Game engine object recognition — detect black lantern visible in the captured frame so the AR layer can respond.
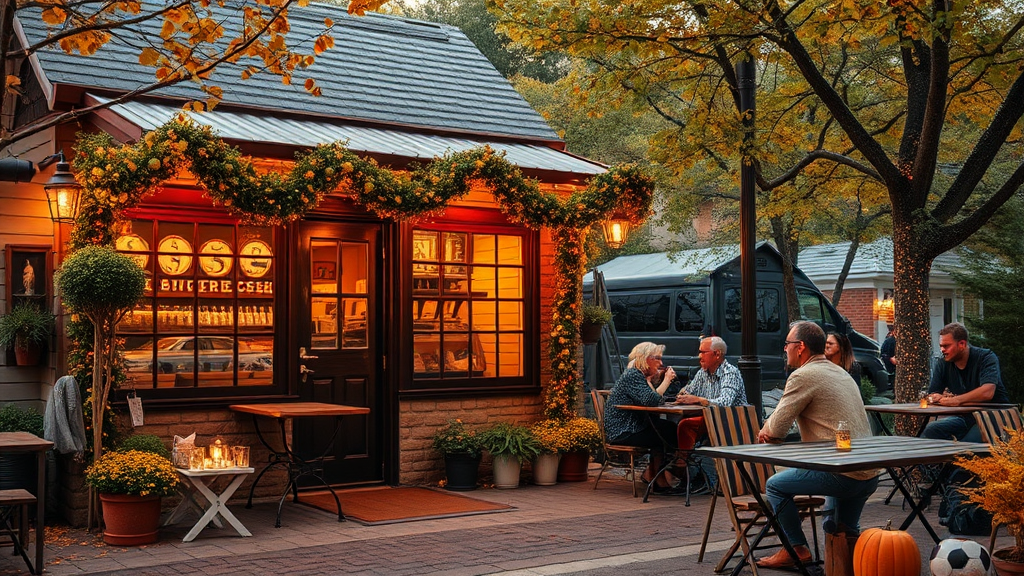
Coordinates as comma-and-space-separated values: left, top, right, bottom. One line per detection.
600, 211, 632, 249
43, 153, 81, 223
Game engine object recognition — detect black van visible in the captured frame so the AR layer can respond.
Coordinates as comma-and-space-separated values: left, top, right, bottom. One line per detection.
585, 243, 888, 392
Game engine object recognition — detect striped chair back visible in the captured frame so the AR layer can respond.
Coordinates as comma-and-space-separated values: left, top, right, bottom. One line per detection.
703, 404, 773, 497
974, 408, 1023, 444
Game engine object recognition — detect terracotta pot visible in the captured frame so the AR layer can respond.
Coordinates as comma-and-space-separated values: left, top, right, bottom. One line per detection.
532, 453, 560, 486
443, 453, 481, 491
99, 494, 161, 545
994, 548, 1024, 576
580, 322, 603, 345
557, 449, 590, 482
13, 340, 42, 366
491, 455, 522, 489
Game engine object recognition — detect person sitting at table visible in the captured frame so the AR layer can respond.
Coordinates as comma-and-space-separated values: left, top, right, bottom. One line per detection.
825, 331, 862, 386
923, 322, 1011, 442
604, 341, 681, 493
755, 321, 878, 569
673, 336, 747, 452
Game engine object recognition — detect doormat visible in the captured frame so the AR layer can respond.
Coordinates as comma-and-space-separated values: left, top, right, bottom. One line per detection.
299, 486, 514, 525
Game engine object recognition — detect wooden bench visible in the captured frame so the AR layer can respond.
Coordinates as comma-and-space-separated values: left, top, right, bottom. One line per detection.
0, 489, 37, 573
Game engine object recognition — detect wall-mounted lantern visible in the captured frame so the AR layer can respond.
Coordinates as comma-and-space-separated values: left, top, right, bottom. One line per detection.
600, 210, 632, 249
44, 153, 82, 224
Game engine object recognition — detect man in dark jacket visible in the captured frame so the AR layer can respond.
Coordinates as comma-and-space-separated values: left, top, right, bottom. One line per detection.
924, 322, 1011, 442
880, 325, 896, 385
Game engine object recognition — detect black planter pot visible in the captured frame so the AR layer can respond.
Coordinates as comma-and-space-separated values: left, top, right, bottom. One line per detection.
580, 322, 603, 345
443, 453, 481, 491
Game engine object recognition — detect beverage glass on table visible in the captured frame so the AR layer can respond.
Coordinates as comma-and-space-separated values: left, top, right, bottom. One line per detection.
835, 421, 851, 451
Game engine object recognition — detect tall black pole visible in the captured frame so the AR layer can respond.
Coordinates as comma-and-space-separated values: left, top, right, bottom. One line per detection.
736, 54, 763, 420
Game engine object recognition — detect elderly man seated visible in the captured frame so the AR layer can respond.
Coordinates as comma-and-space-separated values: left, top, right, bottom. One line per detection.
673, 336, 747, 451
756, 321, 878, 569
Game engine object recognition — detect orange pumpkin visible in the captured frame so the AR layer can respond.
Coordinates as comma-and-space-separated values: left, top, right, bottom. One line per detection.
853, 521, 921, 576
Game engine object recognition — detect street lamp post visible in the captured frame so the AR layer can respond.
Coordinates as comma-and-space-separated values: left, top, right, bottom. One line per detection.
736, 55, 763, 421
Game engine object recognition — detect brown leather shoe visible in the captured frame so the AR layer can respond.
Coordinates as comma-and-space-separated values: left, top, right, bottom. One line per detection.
756, 546, 812, 569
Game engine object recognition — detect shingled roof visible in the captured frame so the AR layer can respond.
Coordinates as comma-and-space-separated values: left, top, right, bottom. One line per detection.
17, 3, 559, 141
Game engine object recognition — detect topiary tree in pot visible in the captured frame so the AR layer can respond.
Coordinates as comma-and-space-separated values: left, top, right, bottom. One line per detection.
56, 246, 145, 526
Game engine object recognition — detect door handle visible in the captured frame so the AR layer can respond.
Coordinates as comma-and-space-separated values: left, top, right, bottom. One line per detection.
299, 346, 319, 360
300, 364, 315, 382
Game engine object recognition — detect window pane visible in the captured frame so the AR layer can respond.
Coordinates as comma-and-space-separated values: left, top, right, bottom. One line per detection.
497, 268, 522, 299
124, 336, 156, 386
197, 226, 234, 278
413, 230, 439, 261
471, 266, 495, 297
724, 288, 781, 333
477, 333, 497, 377
472, 301, 496, 331
496, 235, 522, 265
414, 299, 439, 324
675, 291, 706, 332
311, 297, 338, 350
443, 233, 467, 263
498, 334, 523, 377
311, 240, 338, 294
444, 300, 469, 326
797, 290, 823, 322
472, 234, 495, 264
414, 334, 442, 376
341, 242, 367, 294
610, 293, 670, 332
413, 264, 440, 294
443, 265, 468, 294
238, 336, 274, 386
342, 298, 368, 349
498, 301, 523, 330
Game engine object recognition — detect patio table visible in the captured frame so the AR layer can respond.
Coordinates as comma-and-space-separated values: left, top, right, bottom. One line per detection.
865, 402, 1017, 436
0, 432, 52, 575
698, 435, 990, 576
230, 402, 369, 527
617, 403, 705, 504
164, 467, 255, 542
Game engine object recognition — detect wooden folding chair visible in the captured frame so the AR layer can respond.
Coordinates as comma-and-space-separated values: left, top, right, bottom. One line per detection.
591, 389, 649, 497
697, 404, 823, 575
973, 407, 1023, 553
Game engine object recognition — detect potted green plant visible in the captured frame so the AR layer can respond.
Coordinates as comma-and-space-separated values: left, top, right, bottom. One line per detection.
530, 420, 570, 486
580, 303, 612, 345
432, 419, 482, 491
0, 303, 54, 366
117, 434, 171, 459
955, 427, 1024, 574
85, 449, 179, 545
479, 421, 541, 489
554, 417, 602, 482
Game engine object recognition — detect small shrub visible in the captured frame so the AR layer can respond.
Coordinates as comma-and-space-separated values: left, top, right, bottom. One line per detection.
432, 419, 482, 457
117, 434, 170, 459
0, 404, 44, 437
859, 378, 876, 405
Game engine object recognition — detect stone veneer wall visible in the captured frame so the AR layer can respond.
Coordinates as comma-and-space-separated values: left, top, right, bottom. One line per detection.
822, 288, 878, 338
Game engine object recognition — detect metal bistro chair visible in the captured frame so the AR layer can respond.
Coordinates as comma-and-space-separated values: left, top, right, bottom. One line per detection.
697, 404, 823, 576
973, 407, 1023, 553
592, 389, 650, 497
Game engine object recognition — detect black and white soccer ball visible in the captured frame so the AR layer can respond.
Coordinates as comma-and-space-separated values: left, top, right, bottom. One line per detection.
929, 538, 991, 576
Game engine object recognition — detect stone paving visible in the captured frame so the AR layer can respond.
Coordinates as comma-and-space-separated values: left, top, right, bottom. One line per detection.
0, 467, 1014, 575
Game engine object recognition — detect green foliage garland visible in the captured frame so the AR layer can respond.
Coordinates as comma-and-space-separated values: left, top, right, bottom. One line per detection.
69, 115, 654, 424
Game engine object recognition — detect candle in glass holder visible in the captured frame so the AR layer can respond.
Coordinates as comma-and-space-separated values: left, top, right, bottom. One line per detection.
233, 446, 250, 468
835, 421, 852, 451
209, 438, 226, 466
920, 397, 929, 408
189, 446, 206, 470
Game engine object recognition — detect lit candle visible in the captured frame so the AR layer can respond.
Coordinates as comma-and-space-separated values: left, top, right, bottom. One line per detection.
920, 397, 928, 408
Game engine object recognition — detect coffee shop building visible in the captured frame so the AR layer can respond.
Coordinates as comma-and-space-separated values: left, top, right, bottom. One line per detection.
0, 9, 606, 522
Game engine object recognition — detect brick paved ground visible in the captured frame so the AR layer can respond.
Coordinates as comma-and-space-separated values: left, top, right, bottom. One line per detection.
0, 467, 1014, 575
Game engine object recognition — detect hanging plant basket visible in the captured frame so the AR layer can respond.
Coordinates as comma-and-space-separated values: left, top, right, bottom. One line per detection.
580, 322, 604, 345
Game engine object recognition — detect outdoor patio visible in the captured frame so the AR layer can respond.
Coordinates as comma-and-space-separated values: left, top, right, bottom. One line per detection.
0, 465, 1014, 575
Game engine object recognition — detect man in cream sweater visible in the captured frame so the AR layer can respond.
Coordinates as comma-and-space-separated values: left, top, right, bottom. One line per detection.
755, 321, 878, 569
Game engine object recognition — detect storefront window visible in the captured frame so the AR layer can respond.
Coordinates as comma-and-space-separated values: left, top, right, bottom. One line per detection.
411, 229, 530, 385
116, 219, 277, 391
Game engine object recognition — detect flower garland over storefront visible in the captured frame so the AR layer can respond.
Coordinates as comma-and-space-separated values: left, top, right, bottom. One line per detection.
71, 116, 654, 421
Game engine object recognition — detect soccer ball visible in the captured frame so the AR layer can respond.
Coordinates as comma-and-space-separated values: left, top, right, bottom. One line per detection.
929, 538, 991, 576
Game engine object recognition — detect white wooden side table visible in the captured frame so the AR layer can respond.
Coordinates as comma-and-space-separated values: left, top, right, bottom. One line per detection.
164, 467, 254, 542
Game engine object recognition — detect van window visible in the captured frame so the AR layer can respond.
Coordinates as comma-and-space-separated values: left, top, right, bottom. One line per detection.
675, 291, 705, 332
797, 289, 837, 325
609, 293, 670, 333
724, 288, 781, 333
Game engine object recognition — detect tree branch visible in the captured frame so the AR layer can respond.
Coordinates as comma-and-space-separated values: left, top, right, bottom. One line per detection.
761, 149, 880, 190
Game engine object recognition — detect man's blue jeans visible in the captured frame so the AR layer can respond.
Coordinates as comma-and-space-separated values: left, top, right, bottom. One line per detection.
922, 416, 982, 442
765, 468, 879, 547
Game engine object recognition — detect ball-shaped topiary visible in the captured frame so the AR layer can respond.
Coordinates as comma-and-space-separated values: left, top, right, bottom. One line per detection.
117, 434, 170, 459
57, 246, 146, 316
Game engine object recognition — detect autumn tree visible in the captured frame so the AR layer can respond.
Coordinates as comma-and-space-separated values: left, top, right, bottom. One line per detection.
0, 0, 388, 150
492, 0, 1024, 411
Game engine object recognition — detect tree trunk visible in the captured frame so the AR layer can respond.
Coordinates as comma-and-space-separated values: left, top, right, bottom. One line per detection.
770, 216, 801, 323
892, 230, 934, 435
831, 236, 861, 308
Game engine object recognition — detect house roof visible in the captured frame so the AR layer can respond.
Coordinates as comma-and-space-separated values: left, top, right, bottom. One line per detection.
797, 237, 962, 289
17, 3, 560, 142
89, 96, 604, 178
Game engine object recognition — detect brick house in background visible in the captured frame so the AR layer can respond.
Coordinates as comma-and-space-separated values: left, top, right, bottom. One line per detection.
0, 8, 606, 523
798, 237, 964, 353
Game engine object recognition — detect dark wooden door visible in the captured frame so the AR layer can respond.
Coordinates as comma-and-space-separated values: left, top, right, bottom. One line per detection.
292, 220, 382, 485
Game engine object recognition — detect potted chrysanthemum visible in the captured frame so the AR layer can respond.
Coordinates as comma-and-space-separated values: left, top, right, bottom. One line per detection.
530, 420, 570, 486
85, 449, 179, 545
